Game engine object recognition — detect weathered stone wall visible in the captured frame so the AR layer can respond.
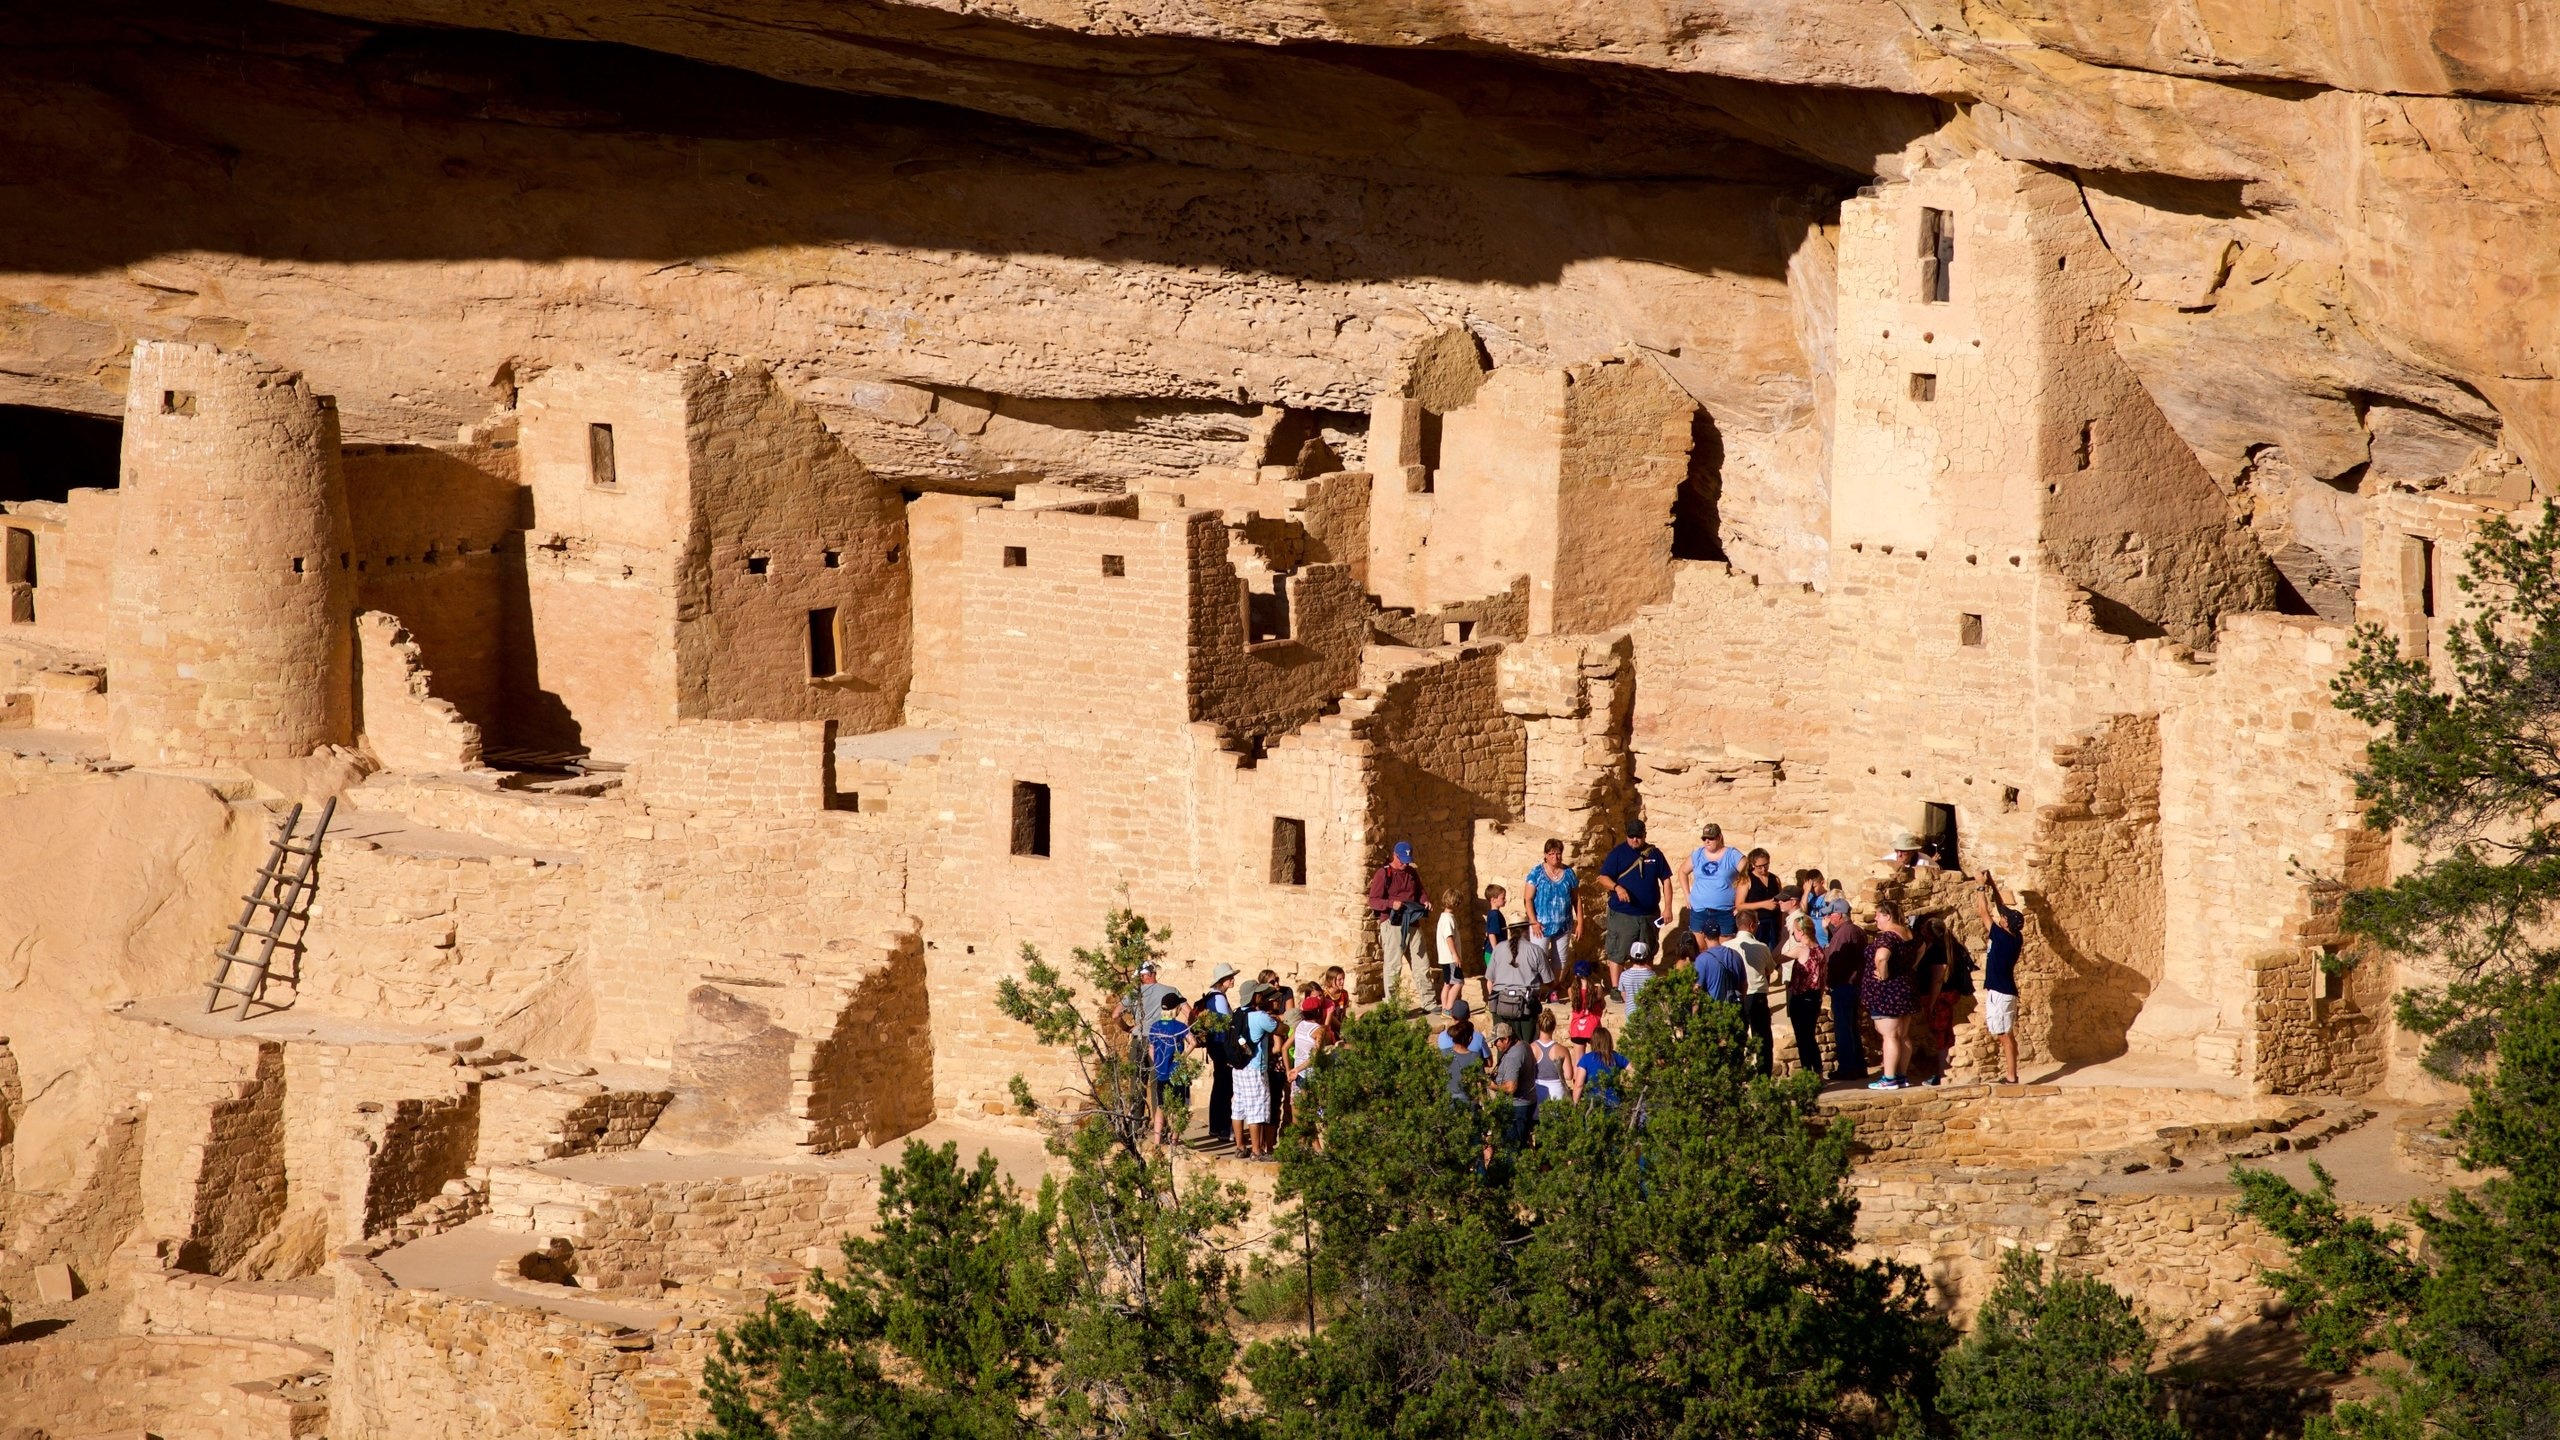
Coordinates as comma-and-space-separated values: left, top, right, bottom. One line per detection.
2029, 714, 2166, 1066
478, 1074, 672, 1167
679, 366, 911, 734
0, 1334, 328, 1440
1850, 1169, 2291, 1352
126, 1256, 337, 1351
2159, 616, 2385, 1089
796, 929, 936, 1152
0, 487, 118, 653
108, 341, 356, 766
342, 430, 524, 740
487, 1163, 879, 1292
353, 610, 484, 773
297, 844, 590, 1037
1821, 1083, 2290, 1169
352, 1090, 480, 1244
626, 717, 834, 814
515, 364, 690, 760
335, 1256, 714, 1439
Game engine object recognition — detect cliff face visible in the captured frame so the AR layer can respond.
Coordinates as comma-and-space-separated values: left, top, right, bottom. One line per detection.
0, 0, 2549, 587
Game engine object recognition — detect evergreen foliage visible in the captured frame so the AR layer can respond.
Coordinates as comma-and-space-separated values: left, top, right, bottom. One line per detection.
1935, 1250, 2182, 1440
2235, 985, 2560, 1439
1246, 979, 1947, 1439
2331, 504, 2560, 1070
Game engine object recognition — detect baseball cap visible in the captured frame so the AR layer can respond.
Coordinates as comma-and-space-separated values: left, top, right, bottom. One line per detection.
1448, 998, 1472, 1020
1393, 841, 1413, 863
1628, 939, 1651, 961
1301, 995, 1325, 1015
1626, 816, 1647, 838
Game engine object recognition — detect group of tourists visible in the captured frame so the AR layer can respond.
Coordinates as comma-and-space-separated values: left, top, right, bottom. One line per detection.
1123, 817, 2027, 1156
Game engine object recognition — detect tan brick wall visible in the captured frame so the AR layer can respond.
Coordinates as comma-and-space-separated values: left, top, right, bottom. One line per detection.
335, 1257, 715, 1439
487, 1163, 880, 1291
0, 487, 118, 653
297, 845, 591, 1037
0, 1334, 327, 1440
353, 610, 484, 773
343, 432, 523, 739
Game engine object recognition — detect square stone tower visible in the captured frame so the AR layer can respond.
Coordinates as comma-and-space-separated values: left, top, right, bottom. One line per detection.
515, 363, 911, 761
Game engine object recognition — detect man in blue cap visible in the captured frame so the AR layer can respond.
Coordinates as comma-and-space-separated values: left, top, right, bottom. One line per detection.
1365, 840, 1430, 1007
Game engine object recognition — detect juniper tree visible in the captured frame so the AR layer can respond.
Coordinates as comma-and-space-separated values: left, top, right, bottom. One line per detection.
1248, 982, 1945, 1440
1935, 1250, 2183, 1440
2331, 503, 2560, 1070
2234, 983, 2560, 1439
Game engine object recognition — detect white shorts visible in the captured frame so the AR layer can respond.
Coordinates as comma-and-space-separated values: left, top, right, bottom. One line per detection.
1983, 990, 2018, 1036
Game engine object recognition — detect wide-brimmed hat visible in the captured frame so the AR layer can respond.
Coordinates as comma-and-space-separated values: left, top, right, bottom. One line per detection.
1209, 963, 1238, 985
1890, 829, 1924, 850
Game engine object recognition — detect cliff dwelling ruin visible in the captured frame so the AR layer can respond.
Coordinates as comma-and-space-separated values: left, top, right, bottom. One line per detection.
0, 1, 2546, 1434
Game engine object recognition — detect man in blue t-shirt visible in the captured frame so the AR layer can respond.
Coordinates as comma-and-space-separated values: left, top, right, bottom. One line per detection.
1525, 839, 1580, 981
1977, 871, 2024, 1084
1598, 817, 1675, 988
1147, 994, 1191, 1144
1686, 823, 1745, 943
1694, 934, 1747, 1002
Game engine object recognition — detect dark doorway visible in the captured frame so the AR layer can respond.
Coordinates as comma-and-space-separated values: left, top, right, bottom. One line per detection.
1670, 407, 1725, 562
807, 606, 840, 678
1922, 802, 1959, 873
0, 406, 120, 503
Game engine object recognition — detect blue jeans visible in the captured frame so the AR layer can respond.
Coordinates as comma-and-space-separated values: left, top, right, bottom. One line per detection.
1828, 985, 1867, 1079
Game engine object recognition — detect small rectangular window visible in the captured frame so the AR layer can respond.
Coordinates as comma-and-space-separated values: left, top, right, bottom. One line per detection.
1959, 613, 1984, 647
2074, 420, 2094, 471
5, 527, 33, 587
2318, 964, 2346, 1002
1101, 554, 1125, 577
747, 554, 770, 576
1909, 373, 1937, 402
1918, 207, 1953, 304
1002, 546, 1027, 569
588, 422, 617, 487
1444, 619, 1475, 644
161, 390, 196, 417
822, 549, 841, 569
2000, 785, 2021, 813
1270, 817, 1308, 886
2418, 537, 2438, 619
1011, 781, 1051, 858
292, 556, 306, 575
808, 607, 840, 679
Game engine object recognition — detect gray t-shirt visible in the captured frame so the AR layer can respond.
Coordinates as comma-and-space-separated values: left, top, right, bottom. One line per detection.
1124, 981, 1180, 1034
1494, 1039, 1537, 1101
1485, 934, 1541, 994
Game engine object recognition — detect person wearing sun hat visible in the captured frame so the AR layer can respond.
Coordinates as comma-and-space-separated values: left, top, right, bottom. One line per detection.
1199, 963, 1240, 1149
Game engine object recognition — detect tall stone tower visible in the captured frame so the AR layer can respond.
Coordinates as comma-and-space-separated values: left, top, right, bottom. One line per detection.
108, 341, 354, 766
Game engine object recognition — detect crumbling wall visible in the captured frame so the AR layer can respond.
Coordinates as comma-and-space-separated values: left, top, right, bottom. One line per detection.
126, 1259, 336, 1351
343, 429, 524, 739
2028, 714, 2165, 1066
186, 1042, 291, 1275
0, 1334, 328, 1440
487, 1164, 880, 1292
352, 1090, 480, 1244
796, 929, 935, 1152
478, 1075, 672, 1166
108, 340, 355, 766
277, 1042, 473, 1240
1547, 354, 1695, 635
335, 1256, 715, 1439
353, 610, 484, 773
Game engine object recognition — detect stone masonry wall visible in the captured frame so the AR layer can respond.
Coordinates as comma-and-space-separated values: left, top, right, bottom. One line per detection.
626, 717, 834, 814
2028, 713, 2165, 1066
335, 1256, 714, 1439
0, 1334, 328, 1440
796, 928, 936, 1152
353, 610, 484, 773
296, 844, 591, 1037
485, 1164, 881, 1292
108, 340, 355, 766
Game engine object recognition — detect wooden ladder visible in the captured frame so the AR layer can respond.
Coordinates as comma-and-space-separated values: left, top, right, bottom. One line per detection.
203, 797, 334, 1019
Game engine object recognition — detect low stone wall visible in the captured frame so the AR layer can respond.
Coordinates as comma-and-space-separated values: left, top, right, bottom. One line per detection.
345, 771, 613, 854
485, 1163, 879, 1292
1849, 1167, 2293, 1351
0, 1333, 328, 1440
125, 1253, 337, 1350
333, 1253, 716, 1439
1819, 1084, 2309, 1170
479, 1073, 673, 1165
